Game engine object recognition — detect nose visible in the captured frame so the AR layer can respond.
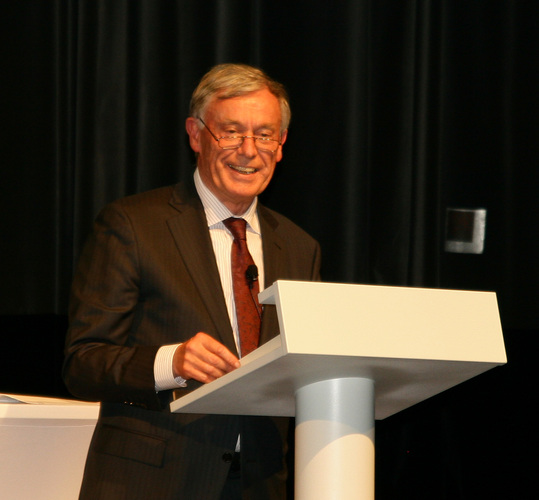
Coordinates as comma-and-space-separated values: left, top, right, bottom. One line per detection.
237, 136, 258, 157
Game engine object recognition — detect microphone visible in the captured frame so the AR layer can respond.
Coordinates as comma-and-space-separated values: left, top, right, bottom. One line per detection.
245, 264, 262, 320
245, 264, 259, 289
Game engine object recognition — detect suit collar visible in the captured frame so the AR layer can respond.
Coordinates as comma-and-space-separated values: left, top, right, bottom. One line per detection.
193, 168, 260, 233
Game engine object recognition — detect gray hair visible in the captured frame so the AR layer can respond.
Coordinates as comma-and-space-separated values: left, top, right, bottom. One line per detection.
190, 63, 291, 132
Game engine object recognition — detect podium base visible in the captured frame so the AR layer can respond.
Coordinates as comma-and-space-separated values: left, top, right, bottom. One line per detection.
295, 377, 375, 500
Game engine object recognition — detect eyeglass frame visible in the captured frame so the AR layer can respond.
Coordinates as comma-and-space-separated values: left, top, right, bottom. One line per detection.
198, 117, 282, 153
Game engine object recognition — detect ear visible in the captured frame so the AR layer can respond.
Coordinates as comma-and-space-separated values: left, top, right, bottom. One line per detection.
275, 129, 288, 163
185, 117, 202, 153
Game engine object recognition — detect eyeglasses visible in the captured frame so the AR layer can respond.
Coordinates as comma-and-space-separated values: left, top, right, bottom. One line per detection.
198, 118, 282, 153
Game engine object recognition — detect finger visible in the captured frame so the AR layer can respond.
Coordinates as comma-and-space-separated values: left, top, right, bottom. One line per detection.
189, 342, 239, 379
181, 361, 224, 384
199, 335, 240, 368
173, 334, 239, 383
182, 350, 232, 381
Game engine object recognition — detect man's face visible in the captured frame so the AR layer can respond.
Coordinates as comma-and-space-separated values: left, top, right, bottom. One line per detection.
186, 88, 287, 214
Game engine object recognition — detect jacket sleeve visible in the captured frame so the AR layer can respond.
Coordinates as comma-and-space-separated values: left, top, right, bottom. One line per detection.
63, 201, 165, 410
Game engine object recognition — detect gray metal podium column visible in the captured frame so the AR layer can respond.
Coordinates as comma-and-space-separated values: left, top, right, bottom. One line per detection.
295, 377, 375, 500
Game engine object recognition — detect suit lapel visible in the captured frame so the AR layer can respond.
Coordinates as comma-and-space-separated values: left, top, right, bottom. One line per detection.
258, 206, 286, 345
166, 182, 237, 355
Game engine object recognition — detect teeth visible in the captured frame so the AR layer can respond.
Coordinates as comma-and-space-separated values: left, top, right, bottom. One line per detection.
229, 164, 256, 174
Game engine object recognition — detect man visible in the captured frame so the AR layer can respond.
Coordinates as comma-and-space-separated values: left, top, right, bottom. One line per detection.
63, 63, 321, 499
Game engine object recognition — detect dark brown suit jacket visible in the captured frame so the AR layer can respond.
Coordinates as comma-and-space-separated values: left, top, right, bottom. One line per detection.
63, 179, 321, 499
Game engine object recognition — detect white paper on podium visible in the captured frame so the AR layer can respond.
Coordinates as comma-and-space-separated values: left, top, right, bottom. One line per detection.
0, 394, 25, 403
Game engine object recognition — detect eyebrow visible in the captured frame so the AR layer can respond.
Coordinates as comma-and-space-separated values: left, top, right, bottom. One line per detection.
218, 119, 277, 133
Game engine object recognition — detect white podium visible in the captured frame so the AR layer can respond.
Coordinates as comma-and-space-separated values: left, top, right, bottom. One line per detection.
0, 394, 99, 500
171, 280, 506, 500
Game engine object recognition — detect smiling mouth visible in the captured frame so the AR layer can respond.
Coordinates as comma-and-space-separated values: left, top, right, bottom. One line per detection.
228, 164, 257, 175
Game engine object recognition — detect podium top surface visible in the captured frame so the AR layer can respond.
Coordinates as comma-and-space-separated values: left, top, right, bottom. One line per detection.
171, 281, 506, 420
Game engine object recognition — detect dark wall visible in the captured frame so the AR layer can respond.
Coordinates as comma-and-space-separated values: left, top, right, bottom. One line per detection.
2, 1, 538, 327
0, 315, 70, 398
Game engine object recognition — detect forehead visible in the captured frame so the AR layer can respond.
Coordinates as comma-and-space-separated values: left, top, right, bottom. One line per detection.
206, 88, 282, 127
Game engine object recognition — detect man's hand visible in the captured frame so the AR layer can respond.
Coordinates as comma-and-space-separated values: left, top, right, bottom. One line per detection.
173, 332, 241, 384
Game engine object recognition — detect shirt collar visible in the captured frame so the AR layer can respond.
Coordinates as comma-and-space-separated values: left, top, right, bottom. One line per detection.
193, 168, 260, 234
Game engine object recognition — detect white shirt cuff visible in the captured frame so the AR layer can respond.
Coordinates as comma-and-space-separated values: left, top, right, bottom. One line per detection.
154, 344, 188, 391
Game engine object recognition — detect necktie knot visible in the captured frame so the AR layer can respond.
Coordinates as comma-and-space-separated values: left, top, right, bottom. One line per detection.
223, 217, 247, 241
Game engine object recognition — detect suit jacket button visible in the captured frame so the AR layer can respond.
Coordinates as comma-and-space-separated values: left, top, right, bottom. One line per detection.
222, 452, 234, 463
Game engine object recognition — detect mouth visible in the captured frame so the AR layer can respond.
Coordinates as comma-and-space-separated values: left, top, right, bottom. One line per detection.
228, 164, 257, 175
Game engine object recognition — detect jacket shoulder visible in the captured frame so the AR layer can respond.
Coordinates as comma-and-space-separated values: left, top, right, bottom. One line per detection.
112, 185, 177, 209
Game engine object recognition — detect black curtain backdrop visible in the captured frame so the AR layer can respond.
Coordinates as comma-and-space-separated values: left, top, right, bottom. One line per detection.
2, 1, 538, 498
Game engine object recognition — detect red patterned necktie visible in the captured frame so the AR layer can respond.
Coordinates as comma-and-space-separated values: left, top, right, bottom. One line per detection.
223, 217, 261, 357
